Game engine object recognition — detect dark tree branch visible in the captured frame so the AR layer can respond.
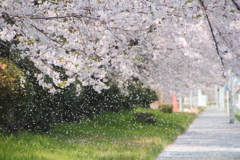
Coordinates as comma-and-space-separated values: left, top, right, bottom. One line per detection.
30, 14, 100, 21
0, 40, 11, 49
198, 0, 225, 77
231, 0, 240, 10
30, 24, 63, 47
46, 0, 58, 4
1, 12, 15, 25
31, 16, 71, 19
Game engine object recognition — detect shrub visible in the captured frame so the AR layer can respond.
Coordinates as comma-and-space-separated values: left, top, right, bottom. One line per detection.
134, 112, 157, 124
127, 84, 158, 108
0, 58, 25, 98
158, 104, 173, 113
0, 58, 25, 134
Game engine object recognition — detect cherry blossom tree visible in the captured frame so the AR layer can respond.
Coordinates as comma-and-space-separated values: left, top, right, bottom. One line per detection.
0, 0, 239, 95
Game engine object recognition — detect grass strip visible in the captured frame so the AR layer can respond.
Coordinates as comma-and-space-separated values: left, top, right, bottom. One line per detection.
235, 114, 240, 121
0, 108, 197, 160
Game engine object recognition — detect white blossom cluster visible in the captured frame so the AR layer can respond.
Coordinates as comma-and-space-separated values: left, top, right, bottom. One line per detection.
0, 0, 239, 94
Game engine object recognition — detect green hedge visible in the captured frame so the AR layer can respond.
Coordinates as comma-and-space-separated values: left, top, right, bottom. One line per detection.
0, 43, 158, 134
158, 104, 173, 113
127, 84, 158, 108
134, 112, 157, 124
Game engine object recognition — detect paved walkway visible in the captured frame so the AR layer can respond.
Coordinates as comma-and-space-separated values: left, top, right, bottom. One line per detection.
155, 106, 240, 160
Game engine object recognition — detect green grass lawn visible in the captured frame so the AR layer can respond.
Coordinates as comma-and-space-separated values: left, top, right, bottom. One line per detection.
0, 108, 197, 160
235, 114, 240, 121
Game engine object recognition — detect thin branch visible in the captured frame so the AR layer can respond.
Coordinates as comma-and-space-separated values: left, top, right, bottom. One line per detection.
0, 41, 11, 49
46, 0, 58, 4
198, 0, 225, 76
31, 16, 71, 19
30, 24, 63, 46
46, 0, 73, 4
30, 14, 100, 21
231, 0, 240, 10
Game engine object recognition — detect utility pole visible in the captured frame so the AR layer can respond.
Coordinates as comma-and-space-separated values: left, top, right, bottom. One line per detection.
226, 86, 229, 113
229, 70, 235, 123
179, 97, 182, 111
219, 87, 225, 110
190, 90, 193, 109
215, 85, 219, 107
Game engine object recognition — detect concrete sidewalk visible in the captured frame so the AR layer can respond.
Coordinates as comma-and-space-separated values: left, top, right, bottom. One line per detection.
155, 106, 240, 160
